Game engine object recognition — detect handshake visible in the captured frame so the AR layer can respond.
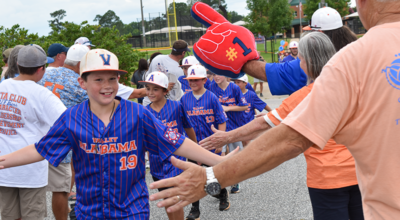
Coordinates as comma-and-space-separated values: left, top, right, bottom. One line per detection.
191, 2, 259, 79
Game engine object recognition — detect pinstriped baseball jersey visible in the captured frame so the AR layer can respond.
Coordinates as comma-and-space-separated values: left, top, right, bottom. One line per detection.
246, 82, 255, 93
35, 97, 185, 220
178, 76, 211, 94
243, 90, 267, 124
180, 90, 227, 155
145, 99, 193, 179
209, 82, 247, 131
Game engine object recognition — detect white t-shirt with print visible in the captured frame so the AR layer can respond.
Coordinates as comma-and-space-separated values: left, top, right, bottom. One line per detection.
143, 55, 184, 106
0, 79, 66, 188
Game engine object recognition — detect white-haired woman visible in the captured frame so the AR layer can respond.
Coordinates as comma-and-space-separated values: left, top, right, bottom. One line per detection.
200, 32, 364, 220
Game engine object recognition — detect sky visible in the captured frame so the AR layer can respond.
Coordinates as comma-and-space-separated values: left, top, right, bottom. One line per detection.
0, 0, 356, 37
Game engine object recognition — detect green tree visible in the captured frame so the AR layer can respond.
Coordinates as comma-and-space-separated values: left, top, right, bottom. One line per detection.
244, 0, 292, 51
94, 10, 125, 34
169, 2, 190, 16
304, 0, 350, 19
228, 11, 244, 23
44, 21, 145, 84
48, 9, 67, 34
0, 24, 39, 66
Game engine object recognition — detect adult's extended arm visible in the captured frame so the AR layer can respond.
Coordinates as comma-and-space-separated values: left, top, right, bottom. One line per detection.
128, 88, 147, 99
149, 124, 313, 212
242, 60, 268, 82
243, 59, 307, 95
200, 116, 270, 150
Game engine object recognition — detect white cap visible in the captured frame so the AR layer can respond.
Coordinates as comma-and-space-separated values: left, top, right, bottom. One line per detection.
180, 56, 199, 66
236, 74, 248, 83
184, 65, 207, 79
75, 37, 96, 47
80, 49, 127, 76
289, 41, 298, 48
138, 71, 169, 89
67, 44, 90, 62
303, 7, 343, 31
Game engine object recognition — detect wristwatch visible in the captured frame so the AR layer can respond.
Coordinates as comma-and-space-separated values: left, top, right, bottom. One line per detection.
204, 167, 221, 196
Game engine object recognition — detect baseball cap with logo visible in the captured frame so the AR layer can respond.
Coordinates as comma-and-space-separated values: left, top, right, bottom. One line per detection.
138, 71, 169, 89
75, 37, 96, 47
236, 74, 248, 83
48, 43, 69, 57
80, 49, 127, 76
67, 44, 90, 62
18, 44, 51, 67
289, 41, 298, 48
180, 56, 199, 67
303, 7, 343, 31
184, 64, 207, 80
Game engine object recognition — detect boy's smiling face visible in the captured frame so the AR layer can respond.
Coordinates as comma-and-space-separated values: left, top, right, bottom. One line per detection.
78, 71, 119, 106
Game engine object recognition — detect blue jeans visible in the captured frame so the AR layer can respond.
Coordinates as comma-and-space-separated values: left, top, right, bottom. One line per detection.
308, 185, 364, 220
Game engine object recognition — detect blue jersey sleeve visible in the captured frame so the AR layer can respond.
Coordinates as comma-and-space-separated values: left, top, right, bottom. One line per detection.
35, 112, 72, 167
212, 96, 228, 125
142, 109, 185, 161
246, 83, 255, 92
205, 79, 211, 90
264, 59, 307, 95
251, 92, 267, 112
179, 102, 193, 129
234, 86, 247, 106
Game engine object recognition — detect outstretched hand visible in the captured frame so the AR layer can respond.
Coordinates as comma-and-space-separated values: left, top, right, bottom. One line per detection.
255, 112, 267, 118
199, 124, 230, 150
149, 157, 208, 213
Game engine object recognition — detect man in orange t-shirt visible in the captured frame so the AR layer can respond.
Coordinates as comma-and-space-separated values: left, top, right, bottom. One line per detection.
148, 0, 400, 219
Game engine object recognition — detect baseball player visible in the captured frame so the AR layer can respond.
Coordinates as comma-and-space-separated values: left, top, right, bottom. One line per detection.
209, 74, 248, 194
179, 56, 211, 94
180, 64, 231, 220
0, 49, 233, 220
140, 71, 197, 220
233, 74, 272, 145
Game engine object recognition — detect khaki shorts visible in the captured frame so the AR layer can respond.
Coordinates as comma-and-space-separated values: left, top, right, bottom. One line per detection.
0, 186, 47, 220
47, 163, 72, 193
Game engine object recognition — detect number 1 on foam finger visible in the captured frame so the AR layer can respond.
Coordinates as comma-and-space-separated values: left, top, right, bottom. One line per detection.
233, 37, 252, 56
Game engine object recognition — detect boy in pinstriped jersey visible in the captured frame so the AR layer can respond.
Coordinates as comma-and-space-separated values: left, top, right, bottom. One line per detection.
141, 71, 197, 220
0, 49, 236, 220
180, 65, 232, 220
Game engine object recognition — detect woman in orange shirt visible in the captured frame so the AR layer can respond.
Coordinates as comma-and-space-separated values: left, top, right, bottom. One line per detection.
200, 32, 364, 220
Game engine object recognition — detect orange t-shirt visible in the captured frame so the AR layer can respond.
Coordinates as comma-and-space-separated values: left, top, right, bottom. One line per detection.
265, 83, 358, 189
283, 21, 400, 219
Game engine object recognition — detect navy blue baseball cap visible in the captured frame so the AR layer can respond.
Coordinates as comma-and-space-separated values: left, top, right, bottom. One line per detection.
47, 43, 69, 57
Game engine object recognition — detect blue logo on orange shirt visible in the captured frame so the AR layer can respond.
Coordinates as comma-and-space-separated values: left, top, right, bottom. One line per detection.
382, 55, 400, 90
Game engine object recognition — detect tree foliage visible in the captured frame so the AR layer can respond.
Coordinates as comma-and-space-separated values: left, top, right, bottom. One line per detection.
0, 25, 40, 66
48, 9, 67, 34
304, 0, 351, 19
244, 0, 293, 39
1, 19, 144, 85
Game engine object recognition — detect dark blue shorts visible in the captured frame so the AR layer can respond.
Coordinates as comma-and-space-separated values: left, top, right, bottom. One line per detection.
308, 185, 364, 220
